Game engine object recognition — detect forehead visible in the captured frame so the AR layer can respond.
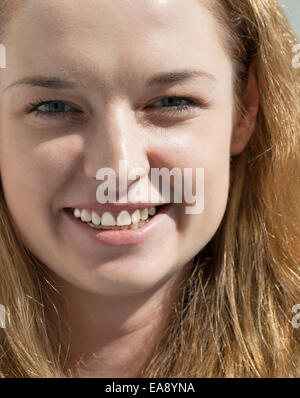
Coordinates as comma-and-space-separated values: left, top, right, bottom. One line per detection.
16, 0, 220, 36
4, 0, 231, 91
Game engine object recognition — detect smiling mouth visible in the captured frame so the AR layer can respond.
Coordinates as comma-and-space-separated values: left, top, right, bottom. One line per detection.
64, 205, 165, 231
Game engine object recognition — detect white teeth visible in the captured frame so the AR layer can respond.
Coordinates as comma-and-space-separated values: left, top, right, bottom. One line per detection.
72, 205, 159, 229
91, 211, 101, 226
140, 208, 149, 220
81, 209, 92, 223
131, 209, 140, 224
117, 210, 131, 226
101, 211, 116, 226
149, 207, 156, 216
74, 208, 81, 218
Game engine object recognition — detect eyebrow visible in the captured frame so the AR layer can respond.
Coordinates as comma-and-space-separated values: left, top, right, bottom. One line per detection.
4, 76, 77, 92
146, 70, 216, 86
4, 69, 216, 92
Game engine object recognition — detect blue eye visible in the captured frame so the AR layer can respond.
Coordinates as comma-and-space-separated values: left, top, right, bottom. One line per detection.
152, 97, 193, 108
37, 101, 72, 113
146, 96, 202, 118
28, 100, 81, 120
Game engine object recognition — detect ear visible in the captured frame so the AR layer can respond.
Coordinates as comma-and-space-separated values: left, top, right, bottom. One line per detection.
230, 57, 260, 156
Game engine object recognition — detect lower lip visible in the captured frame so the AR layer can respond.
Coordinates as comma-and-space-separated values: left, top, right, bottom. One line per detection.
64, 204, 172, 247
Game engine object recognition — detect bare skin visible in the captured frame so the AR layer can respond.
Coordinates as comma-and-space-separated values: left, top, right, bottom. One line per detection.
0, 0, 259, 377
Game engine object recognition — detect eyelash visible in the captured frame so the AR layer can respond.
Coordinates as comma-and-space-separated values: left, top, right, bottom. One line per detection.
27, 96, 204, 120
27, 98, 82, 120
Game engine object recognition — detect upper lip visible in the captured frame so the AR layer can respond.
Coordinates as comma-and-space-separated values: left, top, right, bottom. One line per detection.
65, 201, 168, 212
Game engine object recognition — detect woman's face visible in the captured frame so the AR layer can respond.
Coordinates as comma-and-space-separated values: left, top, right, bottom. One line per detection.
0, 0, 234, 295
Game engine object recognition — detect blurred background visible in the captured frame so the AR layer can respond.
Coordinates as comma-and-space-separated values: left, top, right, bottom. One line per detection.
279, 0, 300, 40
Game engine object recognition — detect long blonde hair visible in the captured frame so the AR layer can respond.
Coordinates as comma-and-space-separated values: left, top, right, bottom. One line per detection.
0, 0, 299, 377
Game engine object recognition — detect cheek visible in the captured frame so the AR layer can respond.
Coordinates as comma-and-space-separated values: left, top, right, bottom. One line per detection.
175, 162, 229, 268
0, 129, 83, 195
0, 130, 84, 240
164, 107, 233, 260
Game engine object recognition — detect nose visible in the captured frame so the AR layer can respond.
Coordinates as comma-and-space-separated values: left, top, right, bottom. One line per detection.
83, 100, 149, 199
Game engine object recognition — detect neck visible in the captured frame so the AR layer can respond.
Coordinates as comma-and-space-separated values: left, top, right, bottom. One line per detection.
50, 265, 190, 377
